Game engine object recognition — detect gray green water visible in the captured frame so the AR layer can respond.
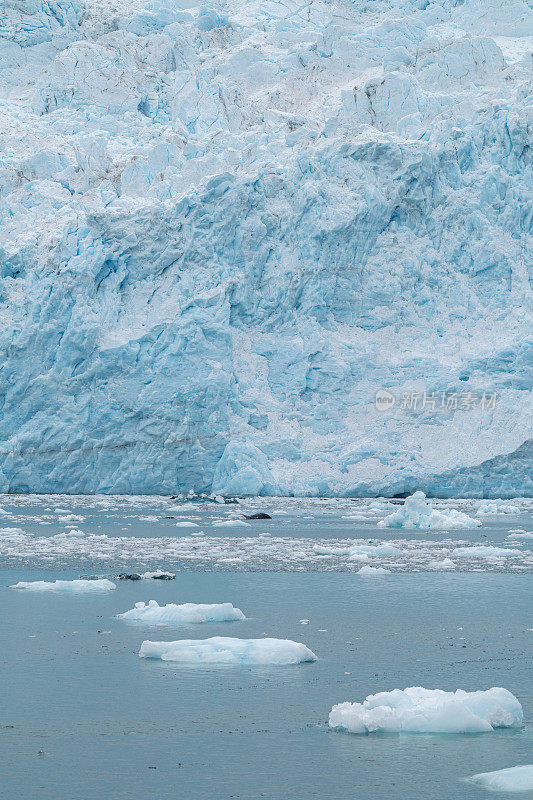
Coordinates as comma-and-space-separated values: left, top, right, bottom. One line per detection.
1, 570, 532, 800
1, 496, 532, 798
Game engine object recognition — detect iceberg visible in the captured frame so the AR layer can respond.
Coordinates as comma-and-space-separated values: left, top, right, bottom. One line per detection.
0, 0, 531, 497
329, 687, 523, 735
139, 636, 317, 665
118, 600, 245, 625
10, 578, 116, 592
467, 765, 533, 793
377, 492, 481, 529
356, 565, 391, 576
476, 500, 522, 515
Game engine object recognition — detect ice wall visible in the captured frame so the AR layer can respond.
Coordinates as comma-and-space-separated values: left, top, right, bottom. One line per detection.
0, 0, 531, 495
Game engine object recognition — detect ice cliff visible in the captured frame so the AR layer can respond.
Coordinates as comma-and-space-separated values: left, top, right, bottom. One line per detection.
0, 0, 531, 496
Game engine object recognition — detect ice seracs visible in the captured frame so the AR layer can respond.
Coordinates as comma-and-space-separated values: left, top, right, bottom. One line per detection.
139, 636, 317, 665
467, 765, 533, 793
378, 492, 481, 529
118, 600, 245, 625
329, 687, 523, 734
10, 578, 116, 592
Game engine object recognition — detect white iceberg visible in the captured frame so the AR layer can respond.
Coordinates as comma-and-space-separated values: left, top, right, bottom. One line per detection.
118, 600, 245, 625
468, 765, 533, 793
377, 493, 480, 530
428, 558, 456, 570
212, 519, 250, 528
139, 636, 317, 665
356, 565, 391, 576
452, 546, 523, 558
329, 687, 523, 735
10, 578, 116, 592
350, 543, 402, 559
476, 500, 521, 515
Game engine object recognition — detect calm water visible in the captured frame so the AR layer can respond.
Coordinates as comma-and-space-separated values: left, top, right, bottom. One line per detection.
1, 569, 532, 800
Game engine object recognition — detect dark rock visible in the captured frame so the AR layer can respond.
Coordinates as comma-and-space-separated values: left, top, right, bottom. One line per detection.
116, 572, 142, 581
244, 512, 272, 520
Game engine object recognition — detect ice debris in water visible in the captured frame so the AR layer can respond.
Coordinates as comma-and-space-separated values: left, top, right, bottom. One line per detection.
10, 579, 116, 592
467, 765, 533, 793
118, 600, 245, 625
428, 558, 456, 570
476, 500, 522, 515
378, 492, 481, 529
356, 565, 391, 576
452, 546, 524, 557
507, 531, 533, 540
329, 687, 523, 735
139, 636, 317, 665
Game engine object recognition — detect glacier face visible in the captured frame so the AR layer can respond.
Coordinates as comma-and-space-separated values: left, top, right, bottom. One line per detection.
0, 0, 531, 496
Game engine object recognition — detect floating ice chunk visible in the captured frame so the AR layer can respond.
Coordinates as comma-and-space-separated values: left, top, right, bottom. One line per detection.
175, 521, 199, 528
428, 558, 456, 570
212, 519, 250, 528
356, 565, 391, 576
476, 500, 521, 515
118, 600, 245, 625
312, 544, 351, 556
350, 543, 402, 559
10, 579, 116, 592
507, 531, 533, 540
0, 507, 11, 514
467, 765, 533, 792
329, 687, 523, 735
452, 546, 523, 558
58, 514, 85, 523
139, 515, 159, 522
139, 636, 317, 665
378, 492, 480, 529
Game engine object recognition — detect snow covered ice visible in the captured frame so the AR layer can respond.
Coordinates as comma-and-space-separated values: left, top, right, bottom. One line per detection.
467, 765, 533, 793
117, 600, 245, 625
10, 578, 116, 592
139, 636, 317, 665
329, 687, 523, 735
356, 565, 391, 576
0, 0, 531, 497
378, 492, 481, 529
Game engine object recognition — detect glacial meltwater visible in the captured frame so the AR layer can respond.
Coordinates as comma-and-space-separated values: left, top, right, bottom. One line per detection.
1, 495, 532, 799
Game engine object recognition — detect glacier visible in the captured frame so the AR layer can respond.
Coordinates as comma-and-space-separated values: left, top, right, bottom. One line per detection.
0, 0, 531, 496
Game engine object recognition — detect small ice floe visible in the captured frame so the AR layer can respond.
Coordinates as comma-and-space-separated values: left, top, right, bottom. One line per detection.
212, 519, 250, 528
0, 507, 12, 515
377, 492, 480, 529
139, 515, 159, 522
117, 600, 245, 625
476, 500, 521, 515
428, 558, 456, 570
329, 687, 523, 735
139, 636, 317, 665
58, 514, 85, 523
507, 531, 533, 540
349, 543, 402, 559
452, 546, 523, 558
10, 579, 116, 592
467, 765, 533, 793
175, 521, 199, 528
356, 565, 391, 576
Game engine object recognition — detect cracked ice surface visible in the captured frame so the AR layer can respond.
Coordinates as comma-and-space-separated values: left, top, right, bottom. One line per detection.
0, 0, 531, 496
